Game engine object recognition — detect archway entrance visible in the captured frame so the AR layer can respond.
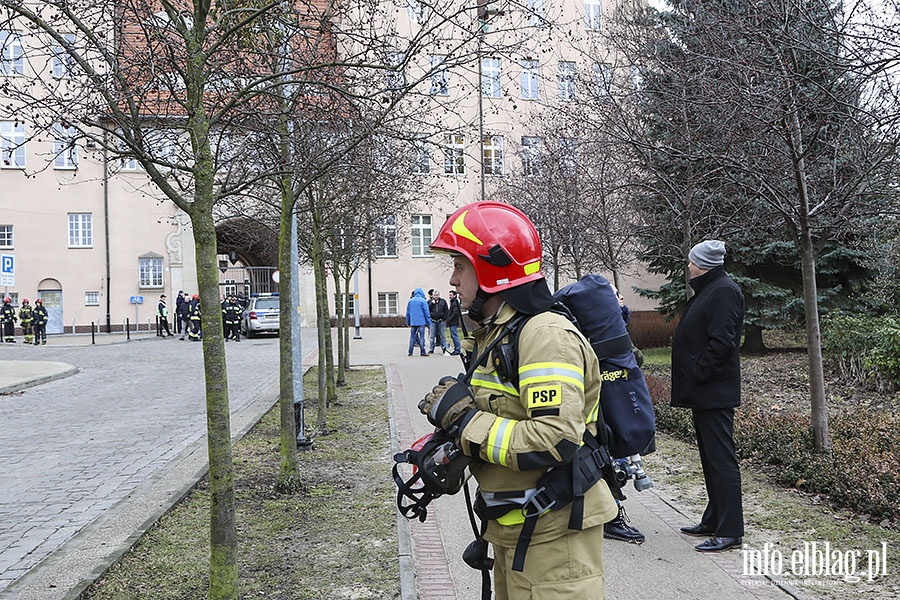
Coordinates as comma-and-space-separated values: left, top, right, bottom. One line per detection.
215, 218, 280, 298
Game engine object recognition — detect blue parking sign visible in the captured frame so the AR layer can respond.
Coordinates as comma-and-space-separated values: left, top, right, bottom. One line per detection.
0, 254, 14, 287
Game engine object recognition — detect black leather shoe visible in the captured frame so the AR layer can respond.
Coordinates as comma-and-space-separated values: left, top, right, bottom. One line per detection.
603, 506, 645, 544
695, 536, 743, 552
680, 523, 716, 536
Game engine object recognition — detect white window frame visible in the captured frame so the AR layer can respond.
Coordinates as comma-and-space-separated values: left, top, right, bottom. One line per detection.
375, 215, 398, 258
482, 57, 502, 98
584, 0, 603, 31
411, 215, 433, 257
443, 133, 465, 175
520, 59, 540, 100
407, 0, 427, 24
482, 135, 504, 176
68, 213, 93, 248
387, 52, 406, 89
521, 136, 542, 177
410, 134, 430, 175
558, 61, 577, 101
526, 0, 547, 26
561, 137, 579, 175
1, 31, 24, 76
594, 62, 612, 97
146, 128, 178, 172
139, 255, 164, 288
85, 291, 100, 306
0, 224, 12, 248
377, 292, 399, 316
429, 55, 448, 96
1, 120, 26, 169
630, 64, 643, 90
54, 123, 78, 169
52, 33, 77, 79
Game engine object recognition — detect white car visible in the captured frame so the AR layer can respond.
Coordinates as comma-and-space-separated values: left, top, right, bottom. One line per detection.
242, 293, 280, 337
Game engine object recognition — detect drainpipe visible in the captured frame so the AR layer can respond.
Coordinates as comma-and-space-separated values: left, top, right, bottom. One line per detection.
103, 130, 111, 333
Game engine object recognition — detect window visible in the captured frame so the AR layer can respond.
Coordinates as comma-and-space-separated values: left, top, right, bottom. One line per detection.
85, 291, 100, 306
68, 213, 92, 248
429, 55, 448, 96
374, 135, 395, 175
146, 129, 178, 171
54, 123, 78, 169
630, 64, 643, 90
594, 62, 612, 97
584, 0, 602, 31
1, 120, 26, 169
521, 136, 542, 177
378, 292, 399, 316
526, 0, 547, 26
1, 31, 24, 76
118, 132, 140, 171
520, 60, 539, 100
7, 292, 17, 307
0, 225, 12, 248
52, 33, 77, 78
386, 52, 406, 89
443, 133, 465, 175
482, 58, 502, 98
139, 254, 164, 288
558, 61, 576, 101
561, 137, 579, 175
334, 293, 355, 317
410, 134, 430, 174
407, 0, 427, 23
482, 135, 504, 176
411, 215, 433, 257
375, 215, 398, 257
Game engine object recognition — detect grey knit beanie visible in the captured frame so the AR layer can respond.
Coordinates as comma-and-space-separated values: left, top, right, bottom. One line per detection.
689, 240, 726, 269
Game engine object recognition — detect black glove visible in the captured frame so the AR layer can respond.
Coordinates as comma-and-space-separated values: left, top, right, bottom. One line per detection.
418, 376, 477, 435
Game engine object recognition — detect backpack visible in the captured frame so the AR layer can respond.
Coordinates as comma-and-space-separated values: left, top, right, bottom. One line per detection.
494, 274, 656, 459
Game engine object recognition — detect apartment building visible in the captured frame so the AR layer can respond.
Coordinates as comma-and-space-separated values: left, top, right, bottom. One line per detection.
1, 0, 659, 334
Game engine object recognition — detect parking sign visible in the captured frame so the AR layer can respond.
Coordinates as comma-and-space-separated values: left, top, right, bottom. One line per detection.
0, 254, 14, 287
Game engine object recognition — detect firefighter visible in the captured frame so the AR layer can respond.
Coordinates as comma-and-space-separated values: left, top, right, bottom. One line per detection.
418, 202, 618, 599
0, 297, 17, 343
19, 299, 34, 344
32, 299, 48, 345
222, 295, 242, 342
187, 294, 202, 342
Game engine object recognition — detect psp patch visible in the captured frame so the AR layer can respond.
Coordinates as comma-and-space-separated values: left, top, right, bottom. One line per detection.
527, 385, 562, 410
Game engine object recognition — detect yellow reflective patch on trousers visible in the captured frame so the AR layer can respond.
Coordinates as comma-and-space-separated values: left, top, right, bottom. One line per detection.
526, 385, 562, 410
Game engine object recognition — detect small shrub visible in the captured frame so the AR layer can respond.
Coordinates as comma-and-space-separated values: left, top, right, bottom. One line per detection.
821, 314, 900, 391
628, 311, 679, 349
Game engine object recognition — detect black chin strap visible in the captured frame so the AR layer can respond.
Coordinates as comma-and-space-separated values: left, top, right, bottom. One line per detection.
466, 288, 491, 323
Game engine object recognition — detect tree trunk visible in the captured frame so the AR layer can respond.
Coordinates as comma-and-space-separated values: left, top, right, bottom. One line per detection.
276, 161, 298, 484
311, 218, 329, 433
333, 267, 346, 386
741, 323, 767, 354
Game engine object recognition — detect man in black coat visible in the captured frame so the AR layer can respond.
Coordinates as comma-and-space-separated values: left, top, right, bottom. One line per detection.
427, 289, 449, 354
671, 240, 745, 552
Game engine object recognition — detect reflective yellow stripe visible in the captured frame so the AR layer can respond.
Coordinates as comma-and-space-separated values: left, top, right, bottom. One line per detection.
587, 395, 600, 424
471, 371, 519, 396
486, 418, 516, 466
519, 361, 585, 390
497, 509, 526, 526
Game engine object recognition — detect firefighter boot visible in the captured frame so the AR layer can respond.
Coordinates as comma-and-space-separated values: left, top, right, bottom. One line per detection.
603, 504, 645, 544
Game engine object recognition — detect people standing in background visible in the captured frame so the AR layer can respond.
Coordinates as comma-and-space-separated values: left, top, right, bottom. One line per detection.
174, 291, 186, 335
19, 299, 34, 344
428, 290, 450, 354
32, 299, 48, 345
405, 288, 431, 357
445, 290, 462, 356
188, 294, 202, 342
672, 240, 745, 553
222, 295, 242, 342
0, 298, 16, 343
158, 294, 173, 337
178, 293, 192, 340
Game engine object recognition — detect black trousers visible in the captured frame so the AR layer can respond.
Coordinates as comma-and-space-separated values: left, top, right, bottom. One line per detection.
692, 407, 744, 537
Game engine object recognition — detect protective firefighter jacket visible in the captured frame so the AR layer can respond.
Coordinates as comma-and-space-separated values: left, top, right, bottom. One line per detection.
458, 304, 618, 549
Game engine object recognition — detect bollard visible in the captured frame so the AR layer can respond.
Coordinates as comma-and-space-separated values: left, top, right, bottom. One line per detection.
126, 318, 131, 340
91, 322, 96, 345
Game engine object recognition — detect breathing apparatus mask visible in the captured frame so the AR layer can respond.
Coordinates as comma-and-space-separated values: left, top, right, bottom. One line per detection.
392, 430, 472, 522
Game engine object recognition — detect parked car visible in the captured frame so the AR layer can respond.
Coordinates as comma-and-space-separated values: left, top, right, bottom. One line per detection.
242, 293, 280, 337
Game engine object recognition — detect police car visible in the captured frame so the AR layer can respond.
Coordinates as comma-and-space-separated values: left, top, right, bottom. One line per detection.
241, 293, 280, 337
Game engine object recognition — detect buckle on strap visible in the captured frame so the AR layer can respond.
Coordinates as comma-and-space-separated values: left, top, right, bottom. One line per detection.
521, 486, 556, 518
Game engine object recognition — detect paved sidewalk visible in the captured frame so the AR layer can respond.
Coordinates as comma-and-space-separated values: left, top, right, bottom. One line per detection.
0, 330, 318, 599
350, 328, 803, 600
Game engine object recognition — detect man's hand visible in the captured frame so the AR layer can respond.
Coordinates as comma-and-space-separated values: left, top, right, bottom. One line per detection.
418, 376, 477, 434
